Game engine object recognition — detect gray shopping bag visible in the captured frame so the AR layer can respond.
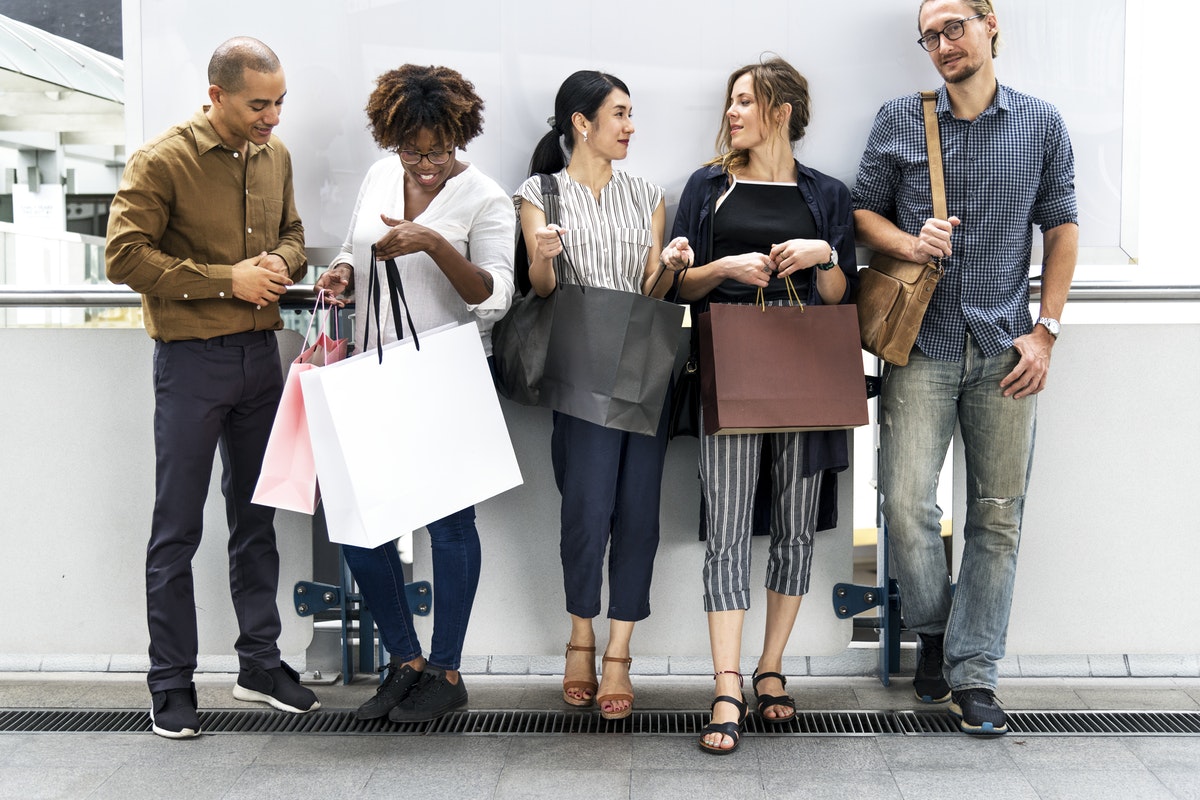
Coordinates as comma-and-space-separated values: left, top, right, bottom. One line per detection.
540, 284, 684, 437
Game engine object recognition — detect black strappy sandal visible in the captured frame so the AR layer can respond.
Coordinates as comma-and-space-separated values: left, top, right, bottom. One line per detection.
752, 670, 796, 724
698, 671, 748, 754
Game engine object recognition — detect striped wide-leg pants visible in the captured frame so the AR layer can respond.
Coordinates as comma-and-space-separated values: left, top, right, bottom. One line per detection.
699, 423, 823, 612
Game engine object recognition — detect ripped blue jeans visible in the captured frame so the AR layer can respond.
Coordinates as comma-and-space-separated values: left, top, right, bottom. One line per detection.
879, 335, 1036, 691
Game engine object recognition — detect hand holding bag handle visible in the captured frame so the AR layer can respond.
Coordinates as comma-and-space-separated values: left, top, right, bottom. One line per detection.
492, 173, 583, 404
251, 291, 339, 515
539, 172, 586, 289
363, 243, 420, 362
857, 90, 948, 366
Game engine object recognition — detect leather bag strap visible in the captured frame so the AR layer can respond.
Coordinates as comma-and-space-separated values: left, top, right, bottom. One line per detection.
920, 90, 947, 220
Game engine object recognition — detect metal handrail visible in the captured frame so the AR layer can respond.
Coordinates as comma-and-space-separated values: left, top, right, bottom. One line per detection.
2, 281, 1199, 307
1054, 284, 1200, 301
0, 284, 325, 309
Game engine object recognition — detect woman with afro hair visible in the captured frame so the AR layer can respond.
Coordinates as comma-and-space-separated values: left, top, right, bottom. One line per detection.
315, 64, 515, 724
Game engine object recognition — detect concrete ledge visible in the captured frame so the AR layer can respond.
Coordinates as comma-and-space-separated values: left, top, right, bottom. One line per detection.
40, 654, 111, 672
1017, 654, 1093, 677
1127, 654, 1200, 677
4, 651, 1200, 678
1088, 654, 1131, 677
808, 647, 880, 677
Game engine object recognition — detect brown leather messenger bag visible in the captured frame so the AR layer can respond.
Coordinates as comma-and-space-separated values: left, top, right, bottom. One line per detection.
857, 90, 946, 367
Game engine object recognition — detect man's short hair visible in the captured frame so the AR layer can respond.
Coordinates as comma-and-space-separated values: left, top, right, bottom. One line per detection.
208, 37, 281, 92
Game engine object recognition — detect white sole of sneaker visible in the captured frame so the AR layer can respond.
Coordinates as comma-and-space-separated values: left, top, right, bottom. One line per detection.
232, 684, 320, 714
948, 703, 1008, 735
151, 722, 200, 738
150, 710, 199, 739
915, 689, 951, 704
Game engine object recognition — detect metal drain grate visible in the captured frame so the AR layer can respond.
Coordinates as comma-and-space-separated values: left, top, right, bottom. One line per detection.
3, 708, 1198, 736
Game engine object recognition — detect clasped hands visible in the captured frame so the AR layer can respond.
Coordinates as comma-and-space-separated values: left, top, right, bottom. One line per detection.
661, 236, 830, 287
232, 251, 292, 308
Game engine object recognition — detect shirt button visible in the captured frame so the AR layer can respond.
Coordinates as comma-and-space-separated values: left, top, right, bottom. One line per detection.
232, 152, 239, 159
182, 293, 188, 298
247, 228, 253, 233
219, 292, 225, 298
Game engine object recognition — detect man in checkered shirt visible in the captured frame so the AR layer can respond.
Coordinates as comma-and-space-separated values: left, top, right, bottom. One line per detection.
852, 0, 1078, 736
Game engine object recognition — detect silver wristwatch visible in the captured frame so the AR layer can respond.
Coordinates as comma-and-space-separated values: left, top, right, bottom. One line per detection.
1036, 317, 1061, 338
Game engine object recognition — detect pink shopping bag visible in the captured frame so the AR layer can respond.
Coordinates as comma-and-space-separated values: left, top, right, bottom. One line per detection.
252, 293, 347, 514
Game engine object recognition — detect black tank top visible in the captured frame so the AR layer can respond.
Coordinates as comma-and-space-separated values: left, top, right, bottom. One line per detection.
710, 180, 817, 304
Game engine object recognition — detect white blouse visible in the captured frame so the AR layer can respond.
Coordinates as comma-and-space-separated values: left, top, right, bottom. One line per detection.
514, 169, 663, 293
331, 157, 516, 355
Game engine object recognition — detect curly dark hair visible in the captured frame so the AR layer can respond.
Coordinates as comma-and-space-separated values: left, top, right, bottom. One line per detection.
365, 64, 485, 151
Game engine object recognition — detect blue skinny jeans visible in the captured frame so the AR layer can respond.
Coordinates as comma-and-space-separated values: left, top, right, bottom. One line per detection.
340, 505, 481, 671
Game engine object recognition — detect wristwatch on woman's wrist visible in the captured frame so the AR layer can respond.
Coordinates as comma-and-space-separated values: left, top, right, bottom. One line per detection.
816, 242, 838, 271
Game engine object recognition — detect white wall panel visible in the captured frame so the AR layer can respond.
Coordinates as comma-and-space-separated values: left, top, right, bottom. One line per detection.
125, 0, 1129, 262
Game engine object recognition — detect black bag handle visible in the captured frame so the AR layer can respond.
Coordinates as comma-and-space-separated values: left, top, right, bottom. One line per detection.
537, 173, 585, 290
364, 243, 420, 364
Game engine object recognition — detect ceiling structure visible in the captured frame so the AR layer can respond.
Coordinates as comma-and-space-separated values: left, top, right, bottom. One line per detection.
0, 13, 123, 151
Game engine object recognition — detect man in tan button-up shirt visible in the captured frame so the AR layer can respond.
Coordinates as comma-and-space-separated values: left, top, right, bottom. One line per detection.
105, 36, 318, 739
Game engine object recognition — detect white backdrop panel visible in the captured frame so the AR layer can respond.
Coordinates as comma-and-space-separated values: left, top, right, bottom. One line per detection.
0, 329, 314, 665
126, 0, 1128, 261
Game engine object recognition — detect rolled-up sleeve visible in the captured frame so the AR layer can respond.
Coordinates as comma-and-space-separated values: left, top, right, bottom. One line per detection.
465, 189, 516, 320
851, 105, 903, 221
1031, 111, 1078, 232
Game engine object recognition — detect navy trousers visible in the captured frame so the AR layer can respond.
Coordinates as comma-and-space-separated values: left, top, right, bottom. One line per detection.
551, 398, 670, 622
145, 331, 285, 692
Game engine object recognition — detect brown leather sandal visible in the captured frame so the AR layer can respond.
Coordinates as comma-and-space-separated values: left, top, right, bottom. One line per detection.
596, 655, 634, 720
562, 643, 597, 707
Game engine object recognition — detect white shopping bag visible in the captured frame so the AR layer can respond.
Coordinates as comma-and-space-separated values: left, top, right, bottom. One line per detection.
300, 321, 523, 548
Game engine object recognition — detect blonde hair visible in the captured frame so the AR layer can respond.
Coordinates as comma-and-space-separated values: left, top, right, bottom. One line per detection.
708, 56, 810, 173
919, 0, 1001, 58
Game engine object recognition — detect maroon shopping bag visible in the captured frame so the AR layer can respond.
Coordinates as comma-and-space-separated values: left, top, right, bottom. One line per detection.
698, 301, 868, 436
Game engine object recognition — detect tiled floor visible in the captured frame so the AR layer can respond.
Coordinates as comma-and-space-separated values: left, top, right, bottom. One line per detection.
2, 673, 1199, 800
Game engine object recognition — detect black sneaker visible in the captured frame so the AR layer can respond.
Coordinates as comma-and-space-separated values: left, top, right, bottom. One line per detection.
356, 661, 423, 720
949, 688, 1008, 735
232, 661, 320, 713
913, 632, 951, 703
150, 683, 200, 739
387, 665, 468, 723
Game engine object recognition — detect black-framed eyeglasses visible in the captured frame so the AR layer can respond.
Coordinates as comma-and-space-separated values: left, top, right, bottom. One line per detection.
398, 148, 454, 165
917, 14, 985, 52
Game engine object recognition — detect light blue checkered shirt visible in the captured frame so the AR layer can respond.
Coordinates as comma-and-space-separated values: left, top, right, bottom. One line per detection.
852, 83, 1078, 361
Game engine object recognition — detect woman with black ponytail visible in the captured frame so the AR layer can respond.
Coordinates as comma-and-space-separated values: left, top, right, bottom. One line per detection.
514, 70, 675, 720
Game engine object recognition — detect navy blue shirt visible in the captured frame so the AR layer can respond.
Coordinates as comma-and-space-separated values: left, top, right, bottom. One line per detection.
852, 83, 1078, 360
671, 160, 858, 523
674, 160, 858, 307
